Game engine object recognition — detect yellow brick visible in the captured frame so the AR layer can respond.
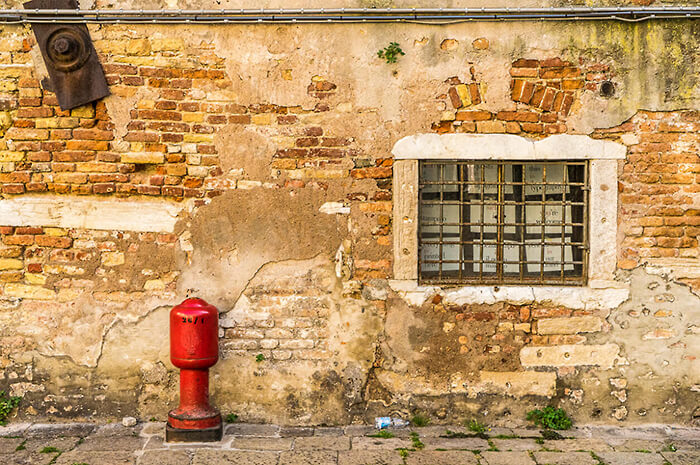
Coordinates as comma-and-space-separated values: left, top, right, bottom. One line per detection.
94, 39, 128, 55
252, 114, 274, 125
121, 152, 164, 164
43, 227, 67, 237
182, 113, 205, 123
0, 38, 24, 52
0, 151, 24, 162
0, 81, 18, 92
0, 258, 23, 270
101, 252, 125, 267
25, 273, 46, 285
19, 88, 41, 98
4, 283, 56, 300
126, 39, 151, 56
183, 134, 214, 143
136, 100, 155, 110
151, 38, 185, 52
115, 56, 158, 66
71, 105, 95, 118
302, 168, 349, 179
455, 84, 472, 107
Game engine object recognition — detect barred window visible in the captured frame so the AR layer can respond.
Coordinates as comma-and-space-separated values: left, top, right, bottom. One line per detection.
418, 160, 589, 286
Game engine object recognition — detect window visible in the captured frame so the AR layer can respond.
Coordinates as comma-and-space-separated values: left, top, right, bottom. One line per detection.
418, 160, 588, 286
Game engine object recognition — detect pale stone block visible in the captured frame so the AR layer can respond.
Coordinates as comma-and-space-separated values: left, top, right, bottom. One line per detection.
0, 196, 184, 232
520, 344, 627, 369
392, 160, 418, 280
479, 370, 557, 397
537, 316, 603, 335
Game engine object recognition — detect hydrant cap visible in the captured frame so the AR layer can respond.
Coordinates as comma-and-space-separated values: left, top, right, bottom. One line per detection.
179, 297, 211, 309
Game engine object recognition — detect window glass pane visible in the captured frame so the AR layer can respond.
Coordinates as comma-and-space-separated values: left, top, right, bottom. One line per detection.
418, 160, 588, 286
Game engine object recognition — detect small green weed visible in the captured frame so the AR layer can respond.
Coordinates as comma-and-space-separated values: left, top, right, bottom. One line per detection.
636, 449, 651, 453
397, 448, 410, 459
255, 353, 265, 362
467, 418, 487, 434
526, 406, 572, 430
225, 413, 239, 423
487, 439, 499, 451
409, 432, 424, 450
70, 463, 89, 465
0, 391, 21, 426
15, 440, 26, 451
149, 417, 157, 422
494, 434, 518, 439
40, 446, 60, 454
368, 429, 395, 439
377, 42, 405, 64
410, 413, 430, 427
535, 438, 544, 445
663, 443, 677, 452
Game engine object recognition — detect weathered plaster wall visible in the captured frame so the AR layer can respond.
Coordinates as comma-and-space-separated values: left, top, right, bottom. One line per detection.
0, 15, 698, 426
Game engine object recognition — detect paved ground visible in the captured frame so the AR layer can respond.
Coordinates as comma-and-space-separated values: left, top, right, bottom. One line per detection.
0, 422, 698, 465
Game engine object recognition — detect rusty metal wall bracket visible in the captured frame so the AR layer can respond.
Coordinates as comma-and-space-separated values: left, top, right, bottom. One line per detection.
23, 0, 109, 110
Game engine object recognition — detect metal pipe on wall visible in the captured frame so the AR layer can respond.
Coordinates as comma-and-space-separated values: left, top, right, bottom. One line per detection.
0, 7, 699, 24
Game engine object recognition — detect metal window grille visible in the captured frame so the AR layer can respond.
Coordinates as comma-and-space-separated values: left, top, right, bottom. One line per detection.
418, 160, 589, 286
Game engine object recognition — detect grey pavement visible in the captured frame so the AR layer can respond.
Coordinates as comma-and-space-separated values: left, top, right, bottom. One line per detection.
0, 421, 697, 464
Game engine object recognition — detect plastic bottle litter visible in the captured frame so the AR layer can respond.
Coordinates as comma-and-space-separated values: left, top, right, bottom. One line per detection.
375, 417, 410, 429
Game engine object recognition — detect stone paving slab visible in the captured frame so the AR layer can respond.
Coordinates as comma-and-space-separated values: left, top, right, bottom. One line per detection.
0, 422, 698, 465
76, 434, 146, 451
280, 426, 315, 437
192, 449, 279, 465
404, 450, 480, 464
53, 450, 137, 465
492, 438, 541, 451
532, 451, 598, 465
0, 436, 24, 454
25, 422, 96, 438
225, 423, 280, 437
351, 436, 413, 450
422, 436, 489, 450
596, 451, 667, 465
542, 438, 615, 452
280, 450, 339, 465
0, 423, 31, 437
5, 450, 59, 465
337, 450, 404, 465
314, 426, 344, 436
296, 436, 351, 450
608, 439, 668, 452
138, 449, 192, 465
480, 450, 536, 465
231, 436, 294, 450
660, 451, 700, 465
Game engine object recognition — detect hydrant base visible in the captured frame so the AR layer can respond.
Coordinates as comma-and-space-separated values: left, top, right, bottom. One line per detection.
165, 423, 223, 443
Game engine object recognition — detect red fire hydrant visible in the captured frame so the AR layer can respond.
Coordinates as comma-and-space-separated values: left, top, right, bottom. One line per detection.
166, 298, 223, 442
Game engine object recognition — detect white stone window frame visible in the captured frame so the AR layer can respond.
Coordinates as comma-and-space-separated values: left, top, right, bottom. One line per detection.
390, 133, 630, 310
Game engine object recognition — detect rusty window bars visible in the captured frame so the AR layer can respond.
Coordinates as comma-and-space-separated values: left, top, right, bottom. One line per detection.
418, 160, 589, 286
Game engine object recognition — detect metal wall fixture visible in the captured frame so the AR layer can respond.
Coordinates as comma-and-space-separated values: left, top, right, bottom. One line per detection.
0, 7, 699, 24
23, 0, 109, 110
